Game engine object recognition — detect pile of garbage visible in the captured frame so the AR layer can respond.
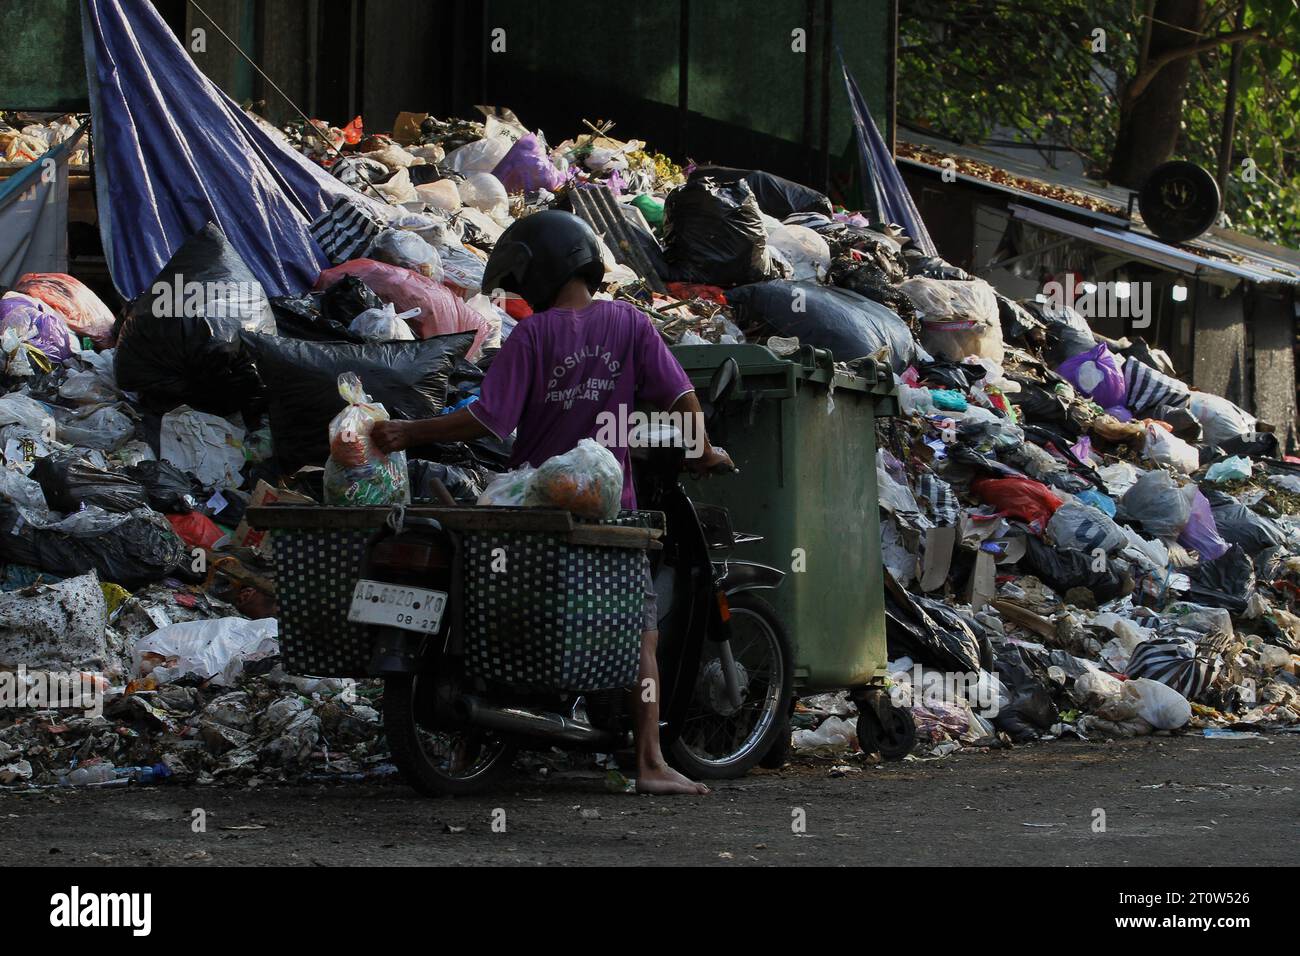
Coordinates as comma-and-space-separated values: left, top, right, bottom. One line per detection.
0, 113, 87, 167
1, 101, 1296, 788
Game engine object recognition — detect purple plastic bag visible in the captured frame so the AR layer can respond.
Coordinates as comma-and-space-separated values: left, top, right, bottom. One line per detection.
1057, 343, 1126, 409
0, 293, 76, 362
1105, 405, 1134, 422
1178, 487, 1230, 560
492, 133, 565, 194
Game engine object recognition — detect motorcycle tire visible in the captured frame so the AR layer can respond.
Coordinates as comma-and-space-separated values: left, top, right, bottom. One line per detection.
384, 673, 516, 796
667, 591, 794, 781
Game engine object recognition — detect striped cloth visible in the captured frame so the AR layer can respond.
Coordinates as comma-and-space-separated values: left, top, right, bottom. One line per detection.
914, 472, 960, 527
1126, 636, 1221, 701
1123, 358, 1190, 417
309, 194, 385, 265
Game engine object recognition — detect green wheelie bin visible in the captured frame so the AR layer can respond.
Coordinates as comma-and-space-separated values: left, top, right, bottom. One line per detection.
669, 342, 914, 757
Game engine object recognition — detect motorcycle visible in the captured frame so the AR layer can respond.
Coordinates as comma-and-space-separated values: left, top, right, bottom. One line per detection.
356, 363, 794, 796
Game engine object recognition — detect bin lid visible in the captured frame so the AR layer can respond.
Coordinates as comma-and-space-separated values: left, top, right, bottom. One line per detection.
670, 343, 897, 398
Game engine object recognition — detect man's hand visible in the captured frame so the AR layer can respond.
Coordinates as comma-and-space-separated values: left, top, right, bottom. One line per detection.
370, 420, 410, 455
686, 446, 736, 475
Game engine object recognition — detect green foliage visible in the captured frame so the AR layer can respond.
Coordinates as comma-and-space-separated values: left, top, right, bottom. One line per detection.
899, 0, 1300, 246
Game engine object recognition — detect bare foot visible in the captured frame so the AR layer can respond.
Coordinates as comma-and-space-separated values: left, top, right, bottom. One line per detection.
635, 763, 710, 796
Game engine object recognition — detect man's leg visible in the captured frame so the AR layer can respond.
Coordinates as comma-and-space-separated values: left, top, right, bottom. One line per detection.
633, 627, 708, 795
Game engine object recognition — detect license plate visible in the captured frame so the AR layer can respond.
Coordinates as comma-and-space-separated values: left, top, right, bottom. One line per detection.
348, 580, 447, 634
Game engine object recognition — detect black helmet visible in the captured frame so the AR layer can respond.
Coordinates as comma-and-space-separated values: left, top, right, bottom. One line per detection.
483, 210, 605, 311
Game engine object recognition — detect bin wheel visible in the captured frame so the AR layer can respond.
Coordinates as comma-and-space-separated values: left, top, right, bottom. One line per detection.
668, 592, 794, 780
858, 703, 916, 761
384, 673, 516, 796
759, 704, 793, 769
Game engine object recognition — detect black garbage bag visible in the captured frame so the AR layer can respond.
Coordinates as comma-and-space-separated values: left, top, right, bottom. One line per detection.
662, 177, 778, 287
884, 574, 981, 674
29, 454, 150, 514
0, 503, 191, 588
269, 293, 364, 343
689, 165, 834, 220
243, 331, 475, 475
115, 224, 269, 416
727, 281, 916, 371
1009, 381, 1073, 431
408, 459, 486, 503
319, 275, 384, 328
996, 293, 1043, 342
916, 360, 986, 391
1019, 535, 1129, 603
124, 460, 200, 513
1219, 431, 1280, 460
827, 256, 916, 324
904, 253, 970, 281
993, 644, 1059, 741
1185, 544, 1255, 614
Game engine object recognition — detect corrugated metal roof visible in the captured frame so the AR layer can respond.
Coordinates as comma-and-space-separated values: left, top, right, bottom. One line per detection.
898, 130, 1300, 287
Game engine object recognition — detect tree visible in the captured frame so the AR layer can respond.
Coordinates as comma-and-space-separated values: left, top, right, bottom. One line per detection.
897, 0, 1300, 244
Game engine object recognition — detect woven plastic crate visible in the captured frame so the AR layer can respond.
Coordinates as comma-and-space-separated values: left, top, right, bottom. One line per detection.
461, 513, 658, 692
270, 526, 375, 677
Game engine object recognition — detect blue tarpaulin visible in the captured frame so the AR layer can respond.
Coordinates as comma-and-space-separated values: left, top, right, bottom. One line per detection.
841, 54, 937, 257
80, 0, 359, 300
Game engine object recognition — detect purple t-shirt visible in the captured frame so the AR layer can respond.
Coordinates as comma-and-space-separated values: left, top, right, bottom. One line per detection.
468, 299, 694, 508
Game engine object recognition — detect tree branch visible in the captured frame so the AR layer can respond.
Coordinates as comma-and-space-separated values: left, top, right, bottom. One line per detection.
1124, 24, 1267, 104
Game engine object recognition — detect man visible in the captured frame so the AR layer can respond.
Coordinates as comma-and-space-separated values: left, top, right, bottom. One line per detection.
372, 210, 732, 796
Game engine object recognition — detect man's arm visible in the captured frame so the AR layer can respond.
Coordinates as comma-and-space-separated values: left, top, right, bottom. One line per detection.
371, 408, 491, 454
668, 390, 734, 473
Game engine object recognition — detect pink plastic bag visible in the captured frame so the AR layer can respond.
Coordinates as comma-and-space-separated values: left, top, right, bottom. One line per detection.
1057, 343, 1125, 409
314, 259, 488, 359
14, 273, 115, 346
1178, 487, 1230, 560
492, 133, 565, 194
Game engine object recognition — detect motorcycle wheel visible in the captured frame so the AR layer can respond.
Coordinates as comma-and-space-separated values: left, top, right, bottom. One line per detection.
857, 703, 917, 761
384, 673, 516, 796
668, 592, 794, 780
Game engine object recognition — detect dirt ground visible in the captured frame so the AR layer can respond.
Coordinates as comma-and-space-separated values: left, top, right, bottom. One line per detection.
3, 734, 1297, 867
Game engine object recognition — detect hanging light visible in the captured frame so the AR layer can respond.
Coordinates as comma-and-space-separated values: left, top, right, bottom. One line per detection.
1081, 281, 1097, 295
1114, 281, 1132, 299
1172, 282, 1189, 302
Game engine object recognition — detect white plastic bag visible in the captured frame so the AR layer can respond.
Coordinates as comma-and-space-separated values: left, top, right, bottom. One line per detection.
160, 406, 245, 488
456, 172, 510, 222
416, 179, 463, 215
348, 303, 419, 342
444, 136, 512, 174
1143, 422, 1199, 475
1123, 677, 1191, 730
324, 373, 410, 506
1187, 391, 1255, 448
766, 223, 831, 282
132, 617, 280, 687
524, 439, 624, 519
366, 228, 443, 280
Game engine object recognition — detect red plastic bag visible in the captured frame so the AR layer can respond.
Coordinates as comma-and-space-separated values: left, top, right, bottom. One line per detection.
971, 477, 1063, 530
314, 259, 488, 359
167, 512, 225, 550
14, 273, 115, 346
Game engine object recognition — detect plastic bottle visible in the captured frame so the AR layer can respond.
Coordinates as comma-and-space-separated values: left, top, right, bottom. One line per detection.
65, 762, 116, 785
115, 763, 172, 784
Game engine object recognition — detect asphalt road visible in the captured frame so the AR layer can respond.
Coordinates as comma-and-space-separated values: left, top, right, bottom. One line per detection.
3, 735, 1297, 866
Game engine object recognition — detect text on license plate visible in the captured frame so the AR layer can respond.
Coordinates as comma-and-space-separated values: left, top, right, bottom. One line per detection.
348, 580, 447, 634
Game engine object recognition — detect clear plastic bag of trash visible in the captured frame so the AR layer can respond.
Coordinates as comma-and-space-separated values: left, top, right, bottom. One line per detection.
1205, 455, 1252, 483
366, 228, 444, 281
1122, 677, 1191, 730
132, 617, 279, 687
792, 715, 858, 752
456, 172, 510, 222
1047, 499, 1128, 555
324, 372, 411, 507
444, 135, 513, 175
1187, 391, 1255, 448
1120, 470, 1190, 540
416, 179, 463, 216
477, 466, 538, 507
348, 303, 419, 342
524, 439, 623, 520
765, 222, 831, 282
